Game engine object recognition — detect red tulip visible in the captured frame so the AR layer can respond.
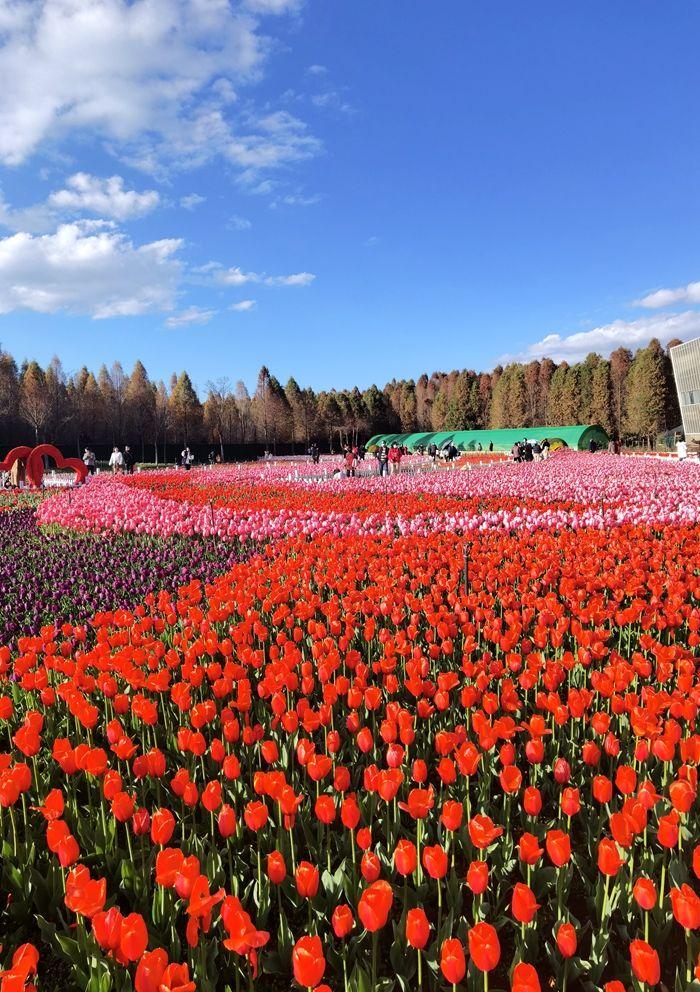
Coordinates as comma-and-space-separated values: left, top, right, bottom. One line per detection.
151, 808, 176, 845
266, 851, 286, 885
670, 884, 700, 930
633, 878, 657, 911
466, 860, 489, 895
630, 939, 660, 985
394, 839, 417, 877
545, 829, 571, 867
295, 861, 319, 899
332, 904, 354, 938
292, 935, 325, 989
422, 844, 448, 879
511, 963, 541, 992
511, 883, 540, 923
597, 838, 624, 876
406, 908, 430, 949
468, 922, 501, 972
440, 938, 466, 984
556, 922, 577, 958
357, 880, 393, 931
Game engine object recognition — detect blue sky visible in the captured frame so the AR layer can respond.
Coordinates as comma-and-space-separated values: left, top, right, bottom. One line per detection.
0, 0, 699, 394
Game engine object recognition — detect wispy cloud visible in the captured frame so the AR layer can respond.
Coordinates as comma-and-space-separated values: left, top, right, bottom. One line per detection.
165, 306, 216, 328
228, 215, 252, 230
500, 311, 700, 365
0, 222, 181, 318
217, 265, 315, 287
637, 280, 700, 309
230, 299, 256, 311
180, 193, 206, 211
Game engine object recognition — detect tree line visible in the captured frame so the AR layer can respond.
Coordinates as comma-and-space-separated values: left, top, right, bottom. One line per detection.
0, 337, 681, 461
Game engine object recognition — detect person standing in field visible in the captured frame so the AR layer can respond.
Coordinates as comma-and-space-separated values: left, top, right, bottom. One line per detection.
677, 437, 688, 461
83, 448, 96, 475
344, 447, 356, 477
376, 443, 389, 477
181, 446, 193, 470
109, 447, 124, 474
123, 446, 135, 474
388, 443, 401, 474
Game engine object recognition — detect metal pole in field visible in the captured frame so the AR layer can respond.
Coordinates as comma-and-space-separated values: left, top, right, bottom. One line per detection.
463, 542, 470, 596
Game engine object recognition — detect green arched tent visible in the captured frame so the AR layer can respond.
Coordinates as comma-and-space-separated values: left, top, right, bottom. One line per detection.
365, 425, 609, 453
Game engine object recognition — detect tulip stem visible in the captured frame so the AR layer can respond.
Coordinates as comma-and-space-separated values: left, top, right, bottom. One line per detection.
372, 931, 378, 991
417, 948, 422, 988
484, 971, 488, 992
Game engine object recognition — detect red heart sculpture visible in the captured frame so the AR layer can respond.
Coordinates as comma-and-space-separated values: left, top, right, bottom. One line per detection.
25, 444, 88, 487
0, 446, 33, 476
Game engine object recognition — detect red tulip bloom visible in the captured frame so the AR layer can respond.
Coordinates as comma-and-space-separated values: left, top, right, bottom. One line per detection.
633, 878, 657, 911
518, 832, 543, 866
332, 904, 354, 938
468, 922, 501, 972
556, 922, 577, 958
292, 936, 325, 989
523, 787, 542, 816
598, 838, 624, 876
422, 844, 448, 879
466, 860, 489, 895
267, 851, 286, 885
218, 804, 237, 839
440, 800, 463, 832
511, 962, 541, 992
399, 788, 434, 820
393, 839, 417, 877
135, 949, 169, 992
545, 829, 571, 867
151, 808, 176, 845
440, 938, 466, 984
406, 908, 430, 950
630, 939, 660, 985
469, 814, 504, 850
361, 851, 381, 882
511, 883, 540, 923
244, 800, 268, 832
357, 880, 393, 931
670, 885, 700, 930
295, 861, 319, 899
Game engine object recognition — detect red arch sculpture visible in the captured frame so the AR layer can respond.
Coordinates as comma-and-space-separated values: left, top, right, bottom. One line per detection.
0, 444, 88, 487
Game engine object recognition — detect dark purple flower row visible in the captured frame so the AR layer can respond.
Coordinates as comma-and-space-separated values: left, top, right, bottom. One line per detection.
0, 508, 255, 645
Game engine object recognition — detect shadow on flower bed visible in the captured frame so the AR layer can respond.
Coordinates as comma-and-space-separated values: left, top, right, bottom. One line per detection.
0, 508, 255, 645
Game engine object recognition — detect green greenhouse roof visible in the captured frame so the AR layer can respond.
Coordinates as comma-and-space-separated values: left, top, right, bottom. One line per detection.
366, 425, 609, 452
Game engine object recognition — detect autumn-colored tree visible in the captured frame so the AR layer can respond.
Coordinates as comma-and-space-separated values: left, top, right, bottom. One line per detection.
169, 371, 202, 446
609, 348, 632, 439
125, 361, 155, 460
19, 361, 51, 442
430, 388, 449, 431
588, 360, 613, 433
623, 340, 666, 445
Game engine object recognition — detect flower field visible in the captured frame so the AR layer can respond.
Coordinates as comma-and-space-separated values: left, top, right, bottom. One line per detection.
2, 453, 700, 992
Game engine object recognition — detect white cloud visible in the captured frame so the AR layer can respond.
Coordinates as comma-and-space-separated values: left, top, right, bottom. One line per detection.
227, 111, 321, 178
230, 299, 256, 311
306, 64, 327, 76
277, 192, 322, 207
0, 0, 318, 181
229, 214, 252, 230
637, 281, 700, 309
217, 265, 314, 287
165, 305, 215, 327
49, 173, 159, 219
0, 192, 55, 234
180, 193, 206, 211
244, 0, 302, 13
0, 222, 181, 318
268, 271, 314, 286
502, 311, 700, 365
